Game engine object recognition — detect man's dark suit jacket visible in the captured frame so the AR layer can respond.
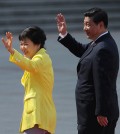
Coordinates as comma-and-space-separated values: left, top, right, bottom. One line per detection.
58, 32, 119, 126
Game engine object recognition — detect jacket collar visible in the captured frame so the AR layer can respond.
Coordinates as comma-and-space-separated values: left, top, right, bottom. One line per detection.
79, 32, 110, 62
94, 31, 110, 45
32, 48, 46, 60
36, 48, 46, 54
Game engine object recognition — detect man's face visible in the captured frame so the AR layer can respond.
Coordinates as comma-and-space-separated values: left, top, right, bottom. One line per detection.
83, 17, 101, 41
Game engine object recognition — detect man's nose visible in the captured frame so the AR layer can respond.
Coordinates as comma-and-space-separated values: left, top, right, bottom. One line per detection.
83, 25, 87, 31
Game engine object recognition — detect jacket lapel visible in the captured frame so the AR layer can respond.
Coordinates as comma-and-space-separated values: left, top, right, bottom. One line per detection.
77, 43, 95, 73
79, 32, 110, 63
77, 32, 110, 73
79, 42, 95, 62
21, 71, 29, 86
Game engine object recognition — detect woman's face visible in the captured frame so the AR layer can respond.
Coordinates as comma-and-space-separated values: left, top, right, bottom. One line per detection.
20, 38, 40, 59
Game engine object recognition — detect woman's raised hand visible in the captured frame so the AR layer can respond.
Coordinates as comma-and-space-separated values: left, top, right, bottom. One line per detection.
2, 32, 14, 54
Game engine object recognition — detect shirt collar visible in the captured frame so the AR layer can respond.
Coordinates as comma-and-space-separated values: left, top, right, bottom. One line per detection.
95, 31, 108, 42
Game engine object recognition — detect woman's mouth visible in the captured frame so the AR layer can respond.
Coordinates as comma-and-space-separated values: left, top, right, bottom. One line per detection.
23, 51, 28, 56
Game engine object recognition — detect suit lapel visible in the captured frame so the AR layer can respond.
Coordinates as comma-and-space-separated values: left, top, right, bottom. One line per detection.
79, 42, 95, 62
79, 32, 110, 63
77, 32, 110, 72
21, 71, 29, 86
77, 43, 95, 73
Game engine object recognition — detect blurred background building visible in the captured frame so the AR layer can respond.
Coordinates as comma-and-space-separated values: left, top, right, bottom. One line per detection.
0, 0, 120, 35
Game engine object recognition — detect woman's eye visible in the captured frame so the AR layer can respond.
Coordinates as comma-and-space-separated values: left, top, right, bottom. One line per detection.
25, 43, 29, 46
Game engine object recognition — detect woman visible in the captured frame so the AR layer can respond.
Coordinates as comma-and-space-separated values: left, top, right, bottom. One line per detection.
2, 26, 56, 134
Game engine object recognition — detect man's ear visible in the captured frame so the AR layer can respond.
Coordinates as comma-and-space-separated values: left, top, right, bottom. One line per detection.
99, 21, 104, 29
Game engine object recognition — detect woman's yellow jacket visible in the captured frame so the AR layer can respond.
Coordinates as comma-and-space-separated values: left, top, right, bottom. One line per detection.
9, 48, 56, 134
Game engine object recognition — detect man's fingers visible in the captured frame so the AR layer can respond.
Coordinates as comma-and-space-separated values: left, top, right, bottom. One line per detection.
97, 116, 108, 127
56, 13, 65, 23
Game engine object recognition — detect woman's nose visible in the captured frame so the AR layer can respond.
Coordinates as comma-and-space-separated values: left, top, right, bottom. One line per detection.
20, 45, 25, 50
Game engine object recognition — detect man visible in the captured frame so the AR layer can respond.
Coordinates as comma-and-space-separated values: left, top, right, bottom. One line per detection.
56, 7, 119, 134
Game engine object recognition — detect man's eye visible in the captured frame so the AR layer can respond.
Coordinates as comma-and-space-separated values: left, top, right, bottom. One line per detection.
87, 24, 90, 26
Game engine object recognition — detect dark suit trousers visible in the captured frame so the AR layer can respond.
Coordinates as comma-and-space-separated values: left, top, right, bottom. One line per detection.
78, 118, 117, 134
77, 100, 118, 134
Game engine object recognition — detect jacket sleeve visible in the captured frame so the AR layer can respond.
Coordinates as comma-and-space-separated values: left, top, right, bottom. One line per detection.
9, 49, 44, 73
58, 33, 89, 58
93, 48, 113, 116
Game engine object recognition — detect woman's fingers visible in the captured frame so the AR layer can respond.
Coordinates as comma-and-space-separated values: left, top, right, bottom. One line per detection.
1, 32, 13, 53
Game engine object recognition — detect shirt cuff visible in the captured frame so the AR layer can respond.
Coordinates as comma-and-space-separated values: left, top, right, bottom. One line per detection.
59, 32, 68, 38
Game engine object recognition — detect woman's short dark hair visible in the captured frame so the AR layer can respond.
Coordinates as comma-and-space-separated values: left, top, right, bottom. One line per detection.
19, 26, 46, 48
84, 7, 108, 28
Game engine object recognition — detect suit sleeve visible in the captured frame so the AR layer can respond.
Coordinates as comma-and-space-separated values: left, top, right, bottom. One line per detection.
58, 33, 88, 58
9, 49, 44, 73
93, 48, 113, 116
